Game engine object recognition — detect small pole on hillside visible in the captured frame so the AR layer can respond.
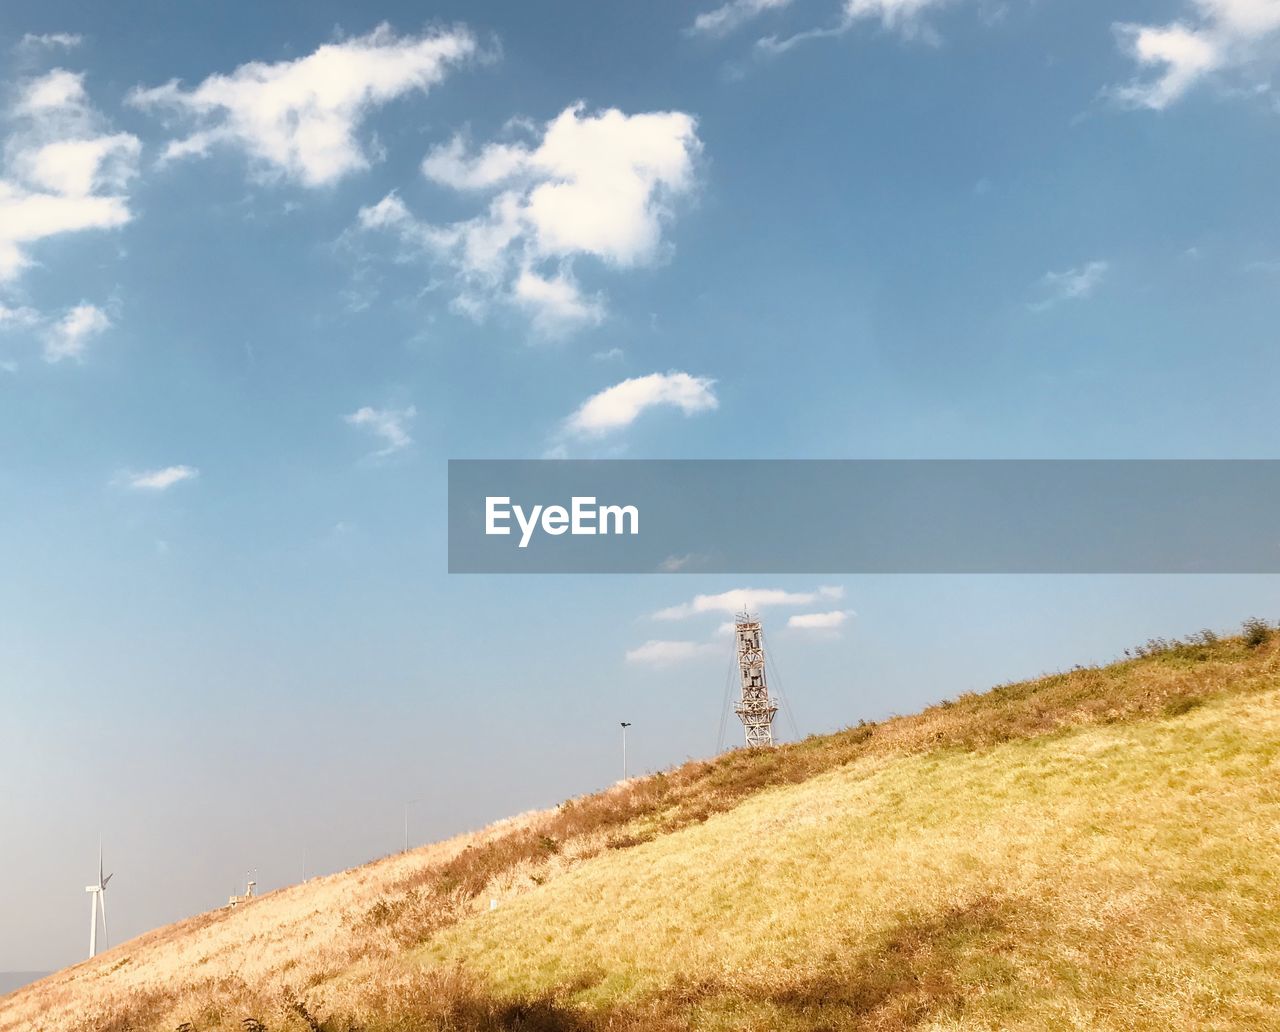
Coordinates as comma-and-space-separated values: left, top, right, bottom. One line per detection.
620, 722, 632, 780
403, 799, 419, 852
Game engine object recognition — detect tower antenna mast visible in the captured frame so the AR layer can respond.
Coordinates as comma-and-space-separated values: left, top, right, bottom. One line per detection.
733, 611, 778, 747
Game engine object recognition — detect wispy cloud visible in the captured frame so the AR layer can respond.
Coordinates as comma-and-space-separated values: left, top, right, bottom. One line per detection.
18, 32, 83, 51
787, 609, 855, 631
654, 585, 844, 621
565, 371, 718, 437
358, 104, 701, 336
1030, 260, 1109, 312
624, 639, 719, 667
344, 405, 416, 457
130, 25, 479, 187
688, 0, 796, 37
1112, 0, 1280, 110
701, 0, 962, 57
627, 586, 849, 666
841, 0, 958, 35
1, 68, 140, 283
43, 303, 110, 362
0, 303, 40, 328
124, 465, 200, 491
513, 267, 604, 336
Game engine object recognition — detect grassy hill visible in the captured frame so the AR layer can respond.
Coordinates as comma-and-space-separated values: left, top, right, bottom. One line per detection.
5, 624, 1280, 1031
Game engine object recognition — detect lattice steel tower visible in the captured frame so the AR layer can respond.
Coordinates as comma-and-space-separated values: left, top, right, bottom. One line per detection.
733, 612, 778, 747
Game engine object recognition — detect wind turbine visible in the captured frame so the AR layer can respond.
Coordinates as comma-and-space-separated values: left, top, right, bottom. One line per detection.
85, 842, 112, 959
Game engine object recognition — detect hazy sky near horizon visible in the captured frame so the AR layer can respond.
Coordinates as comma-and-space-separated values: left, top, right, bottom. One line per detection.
2, 0, 1280, 972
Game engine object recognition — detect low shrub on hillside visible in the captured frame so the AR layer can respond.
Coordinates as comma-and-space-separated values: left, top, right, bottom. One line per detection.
1242, 617, 1272, 649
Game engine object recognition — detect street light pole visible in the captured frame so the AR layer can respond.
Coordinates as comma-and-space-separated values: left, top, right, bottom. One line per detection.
620, 722, 632, 780
403, 799, 418, 852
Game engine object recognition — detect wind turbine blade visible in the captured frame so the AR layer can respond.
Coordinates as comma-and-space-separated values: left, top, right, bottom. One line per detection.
102, 873, 113, 889
98, 840, 104, 888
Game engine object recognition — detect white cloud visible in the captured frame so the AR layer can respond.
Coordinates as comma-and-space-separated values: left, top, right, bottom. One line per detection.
633, 588, 847, 665
125, 465, 200, 490
694, 0, 955, 41
130, 24, 478, 187
1113, 0, 1280, 109
625, 639, 719, 667
0, 303, 40, 328
654, 585, 844, 621
843, 0, 956, 31
750, 0, 958, 55
1113, 23, 1223, 108
19, 133, 141, 197
787, 609, 855, 630
15, 68, 87, 114
421, 134, 529, 190
0, 186, 132, 282
689, 0, 796, 37
0, 69, 140, 283
344, 404, 416, 456
354, 191, 417, 232
513, 267, 604, 335
565, 371, 717, 437
1030, 260, 1109, 312
422, 105, 699, 265
359, 103, 701, 335
19, 33, 83, 51
43, 302, 109, 362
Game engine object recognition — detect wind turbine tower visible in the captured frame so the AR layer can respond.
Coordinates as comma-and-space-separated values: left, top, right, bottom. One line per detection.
733, 612, 778, 748
85, 843, 112, 959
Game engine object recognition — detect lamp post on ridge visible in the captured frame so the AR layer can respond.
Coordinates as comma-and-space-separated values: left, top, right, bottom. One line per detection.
620, 722, 632, 781
403, 799, 419, 852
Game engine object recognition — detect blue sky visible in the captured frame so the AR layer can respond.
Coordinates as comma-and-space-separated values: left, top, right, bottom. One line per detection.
2, 0, 1280, 971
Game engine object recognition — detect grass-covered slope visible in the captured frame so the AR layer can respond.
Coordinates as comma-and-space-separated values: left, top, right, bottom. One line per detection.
5, 628, 1280, 1031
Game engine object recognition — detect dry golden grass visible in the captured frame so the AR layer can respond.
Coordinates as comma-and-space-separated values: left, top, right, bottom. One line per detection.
416, 684, 1280, 1029
4, 629, 1278, 1031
